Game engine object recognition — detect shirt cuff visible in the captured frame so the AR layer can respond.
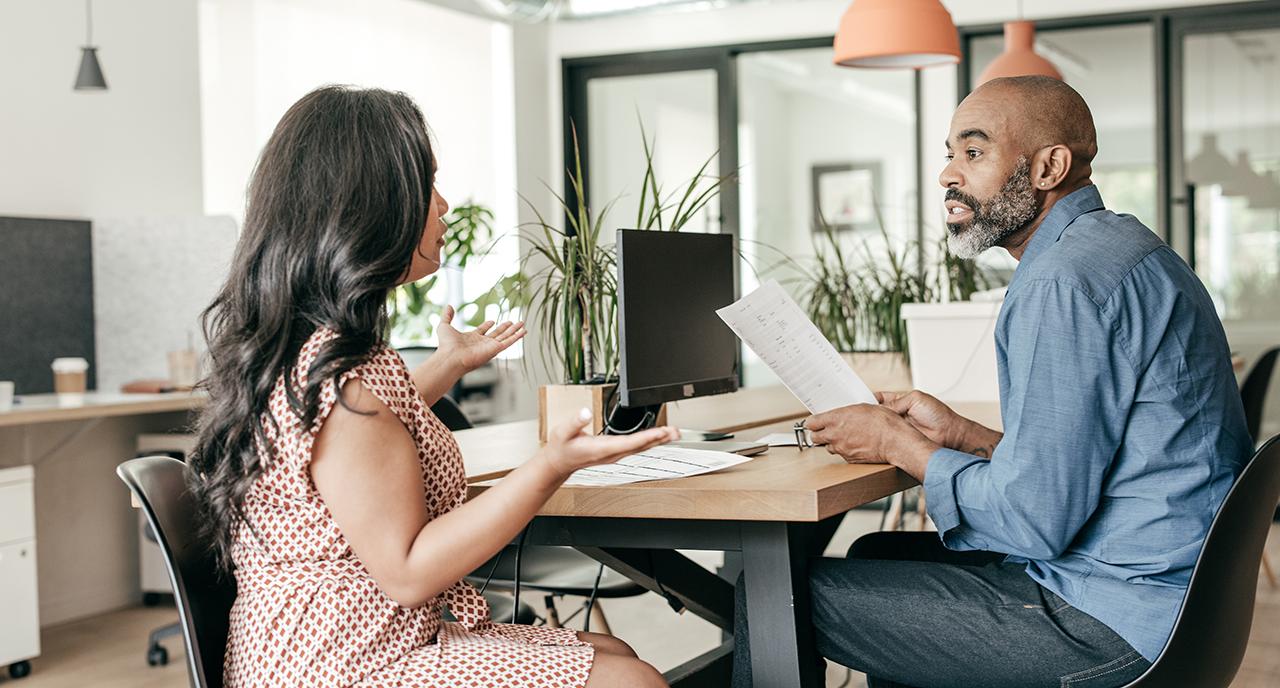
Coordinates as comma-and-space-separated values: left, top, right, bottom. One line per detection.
923, 447, 988, 538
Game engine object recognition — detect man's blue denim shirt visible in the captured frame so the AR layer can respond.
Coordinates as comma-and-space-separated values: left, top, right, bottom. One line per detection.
924, 185, 1251, 661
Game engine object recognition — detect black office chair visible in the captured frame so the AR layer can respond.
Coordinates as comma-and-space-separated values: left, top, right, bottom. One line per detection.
117, 456, 235, 688
431, 394, 474, 431
466, 547, 646, 632
1119, 434, 1280, 687
119, 456, 538, 688
1240, 346, 1280, 445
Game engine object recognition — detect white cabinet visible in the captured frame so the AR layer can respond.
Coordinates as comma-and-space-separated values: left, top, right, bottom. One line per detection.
0, 465, 39, 677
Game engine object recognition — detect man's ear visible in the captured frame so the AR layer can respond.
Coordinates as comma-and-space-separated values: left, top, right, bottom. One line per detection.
1032, 145, 1072, 190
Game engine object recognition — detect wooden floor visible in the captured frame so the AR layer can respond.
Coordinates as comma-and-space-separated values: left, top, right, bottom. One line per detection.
4, 518, 1278, 687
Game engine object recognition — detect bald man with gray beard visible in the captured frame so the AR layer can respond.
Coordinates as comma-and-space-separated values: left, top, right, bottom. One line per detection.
731, 76, 1251, 687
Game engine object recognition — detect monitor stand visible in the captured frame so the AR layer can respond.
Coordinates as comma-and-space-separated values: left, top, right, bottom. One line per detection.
604, 403, 766, 455
603, 403, 734, 439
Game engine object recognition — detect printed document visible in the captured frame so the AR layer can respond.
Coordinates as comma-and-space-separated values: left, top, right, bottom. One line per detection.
564, 446, 753, 487
716, 280, 877, 414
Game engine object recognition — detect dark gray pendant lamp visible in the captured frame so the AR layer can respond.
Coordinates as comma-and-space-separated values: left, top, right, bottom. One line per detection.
74, 0, 107, 91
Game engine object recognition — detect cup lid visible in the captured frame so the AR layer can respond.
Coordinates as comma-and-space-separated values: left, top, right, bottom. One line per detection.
51, 357, 90, 373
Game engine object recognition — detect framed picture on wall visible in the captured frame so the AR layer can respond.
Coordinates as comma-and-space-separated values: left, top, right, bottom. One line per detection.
811, 162, 881, 232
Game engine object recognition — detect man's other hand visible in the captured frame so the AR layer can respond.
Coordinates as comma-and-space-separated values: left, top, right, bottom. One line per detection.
807, 404, 938, 480
876, 390, 966, 449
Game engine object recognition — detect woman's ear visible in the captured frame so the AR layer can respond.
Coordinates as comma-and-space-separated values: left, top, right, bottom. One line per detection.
1033, 145, 1073, 191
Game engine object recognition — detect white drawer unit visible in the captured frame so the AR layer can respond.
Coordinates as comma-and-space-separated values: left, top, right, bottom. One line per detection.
0, 465, 39, 679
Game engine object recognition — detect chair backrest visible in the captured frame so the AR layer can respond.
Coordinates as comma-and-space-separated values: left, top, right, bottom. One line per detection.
1240, 347, 1280, 443
431, 394, 473, 431
117, 456, 236, 688
1122, 435, 1280, 687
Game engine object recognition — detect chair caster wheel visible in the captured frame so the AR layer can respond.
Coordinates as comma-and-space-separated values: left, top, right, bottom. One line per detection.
8, 661, 32, 679
147, 645, 169, 667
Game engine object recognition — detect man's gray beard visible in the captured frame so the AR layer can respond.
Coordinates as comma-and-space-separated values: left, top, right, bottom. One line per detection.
947, 218, 1012, 259
946, 158, 1039, 259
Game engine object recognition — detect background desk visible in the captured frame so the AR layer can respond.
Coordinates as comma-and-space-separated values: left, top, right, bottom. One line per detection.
0, 392, 202, 627
459, 388, 1001, 686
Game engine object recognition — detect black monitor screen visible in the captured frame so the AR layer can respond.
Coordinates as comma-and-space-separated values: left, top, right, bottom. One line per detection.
617, 229, 738, 407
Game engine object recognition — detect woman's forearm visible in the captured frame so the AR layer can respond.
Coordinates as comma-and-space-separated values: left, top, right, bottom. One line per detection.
380, 453, 567, 607
410, 353, 467, 406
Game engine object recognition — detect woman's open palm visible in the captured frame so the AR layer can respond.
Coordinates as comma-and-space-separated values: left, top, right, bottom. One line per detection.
541, 411, 680, 479
434, 305, 526, 372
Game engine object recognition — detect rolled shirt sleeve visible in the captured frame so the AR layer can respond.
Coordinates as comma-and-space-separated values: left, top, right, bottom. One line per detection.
924, 278, 1137, 560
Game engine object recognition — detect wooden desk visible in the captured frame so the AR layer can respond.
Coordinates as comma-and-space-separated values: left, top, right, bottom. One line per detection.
458, 389, 1001, 687
0, 392, 203, 627
0, 392, 204, 428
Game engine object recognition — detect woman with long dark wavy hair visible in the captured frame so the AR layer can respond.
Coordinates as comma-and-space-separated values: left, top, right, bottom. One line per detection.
189, 85, 673, 688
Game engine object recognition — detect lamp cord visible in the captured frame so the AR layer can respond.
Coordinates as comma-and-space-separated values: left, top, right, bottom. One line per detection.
85, 0, 93, 45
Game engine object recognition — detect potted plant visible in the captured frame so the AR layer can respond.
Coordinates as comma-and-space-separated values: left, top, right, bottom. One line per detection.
796, 214, 998, 394
797, 220, 929, 393
898, 237, 1005, 402
483, 124, 723, 440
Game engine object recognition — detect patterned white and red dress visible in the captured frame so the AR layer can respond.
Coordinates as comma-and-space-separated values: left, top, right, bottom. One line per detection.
222, 327, 594, 688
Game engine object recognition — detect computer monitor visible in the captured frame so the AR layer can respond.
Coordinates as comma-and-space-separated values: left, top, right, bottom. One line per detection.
616, 228, 739, 409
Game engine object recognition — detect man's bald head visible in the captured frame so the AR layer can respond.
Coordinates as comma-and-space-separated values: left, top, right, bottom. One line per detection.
939, 76, 1100, 260
966, 76, 1098, 168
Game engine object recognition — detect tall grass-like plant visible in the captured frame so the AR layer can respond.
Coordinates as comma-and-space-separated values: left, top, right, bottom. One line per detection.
800, 219, 996, 356
483, 123, 723, 384
801, 222, 865, 353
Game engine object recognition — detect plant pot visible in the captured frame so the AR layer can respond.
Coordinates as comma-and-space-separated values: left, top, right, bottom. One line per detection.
900, 301, 1002, 402
538, 383, 669, 443
840, 352, 912, 394
539, 383, 614, 443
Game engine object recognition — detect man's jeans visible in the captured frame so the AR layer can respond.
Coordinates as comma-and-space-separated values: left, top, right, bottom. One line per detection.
731, 532, 1151, 688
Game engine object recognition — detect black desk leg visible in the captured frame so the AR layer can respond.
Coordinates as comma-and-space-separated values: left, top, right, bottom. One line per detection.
741, 521, 824, 688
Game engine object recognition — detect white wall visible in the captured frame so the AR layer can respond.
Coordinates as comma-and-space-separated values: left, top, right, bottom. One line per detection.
199, 0, 518, 232
0, 0, 204, 218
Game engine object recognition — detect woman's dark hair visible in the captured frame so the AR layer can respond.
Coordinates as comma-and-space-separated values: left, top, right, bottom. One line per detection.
189, 85, 435, 571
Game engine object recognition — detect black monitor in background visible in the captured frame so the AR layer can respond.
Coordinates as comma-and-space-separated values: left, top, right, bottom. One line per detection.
0, 217, 97, 394
616, 228, 738, 410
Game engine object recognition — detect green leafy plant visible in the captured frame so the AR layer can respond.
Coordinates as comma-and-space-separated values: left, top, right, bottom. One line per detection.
386, 201, 495, 346
799, 215, 998, 356
481, 122, 723, 384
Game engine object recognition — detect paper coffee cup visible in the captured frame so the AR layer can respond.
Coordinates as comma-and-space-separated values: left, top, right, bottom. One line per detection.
51, 357, 89, 396
0, 381, 13, 412
167, 349, 200, 388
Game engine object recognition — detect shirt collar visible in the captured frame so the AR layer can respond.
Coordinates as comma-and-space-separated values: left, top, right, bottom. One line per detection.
1013, 184, 1105, 274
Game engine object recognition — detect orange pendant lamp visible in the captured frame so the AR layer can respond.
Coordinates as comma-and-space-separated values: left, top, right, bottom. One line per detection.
834, 0, 960, 69
976, 21, 1062, 85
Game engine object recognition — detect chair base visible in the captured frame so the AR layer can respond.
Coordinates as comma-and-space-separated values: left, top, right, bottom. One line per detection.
146, 620, 182, 667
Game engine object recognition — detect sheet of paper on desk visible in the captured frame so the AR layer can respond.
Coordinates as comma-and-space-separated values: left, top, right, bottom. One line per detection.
564, 446, 753, 486
754, 432, 799, 446
716, 279, 877, 414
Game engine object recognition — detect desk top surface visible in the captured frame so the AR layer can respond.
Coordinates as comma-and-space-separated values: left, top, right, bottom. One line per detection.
0, 392, 205, 428
460, 388, 1001, 522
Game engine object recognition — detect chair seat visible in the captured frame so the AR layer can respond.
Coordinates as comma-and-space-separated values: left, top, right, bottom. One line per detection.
466, 546, 646, 598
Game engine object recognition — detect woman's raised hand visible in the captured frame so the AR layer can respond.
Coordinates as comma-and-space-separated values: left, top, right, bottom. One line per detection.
434, 305, 526, 373
537, 409, 680, 480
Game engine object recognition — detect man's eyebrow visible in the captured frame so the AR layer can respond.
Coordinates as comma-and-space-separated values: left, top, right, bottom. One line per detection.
958, 128, 991, 142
